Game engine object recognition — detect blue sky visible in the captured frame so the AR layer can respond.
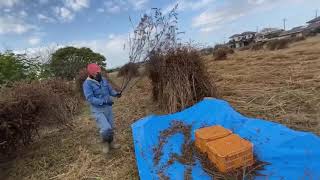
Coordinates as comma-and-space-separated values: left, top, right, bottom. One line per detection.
0, 0, 319, 67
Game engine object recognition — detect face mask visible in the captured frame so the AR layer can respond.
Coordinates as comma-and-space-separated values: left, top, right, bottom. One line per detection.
94, 73, 102, 82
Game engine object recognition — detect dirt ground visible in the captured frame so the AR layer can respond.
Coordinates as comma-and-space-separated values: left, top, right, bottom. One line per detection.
2, 36, 320, 179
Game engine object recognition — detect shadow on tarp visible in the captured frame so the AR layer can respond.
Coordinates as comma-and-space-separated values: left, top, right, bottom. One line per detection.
131, 98, 320, 180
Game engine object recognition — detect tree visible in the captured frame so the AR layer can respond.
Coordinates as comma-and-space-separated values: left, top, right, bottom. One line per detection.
0, 51, 43, 85
50, 47, 106, 80
0, 52, 28, 85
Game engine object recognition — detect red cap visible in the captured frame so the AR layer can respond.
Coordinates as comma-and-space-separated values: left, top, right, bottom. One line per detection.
87, 63, 101, 76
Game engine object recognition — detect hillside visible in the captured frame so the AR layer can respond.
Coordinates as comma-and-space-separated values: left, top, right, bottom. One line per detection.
3, 36, 320, 179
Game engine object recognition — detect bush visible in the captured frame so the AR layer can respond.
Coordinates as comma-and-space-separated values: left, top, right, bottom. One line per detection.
147, 47, 217, 113
289, 36, 306, 43
239, 46, 251, 51
266, 39, 289, 50
107, 67, 120, 73
200, 47, 214, 55
0, 80, 81, 156
117, 62, 139, 77
250, 42, 265, 51
213, 44, 225, 51
0, 52, 41, 85
213, 47, 234, 60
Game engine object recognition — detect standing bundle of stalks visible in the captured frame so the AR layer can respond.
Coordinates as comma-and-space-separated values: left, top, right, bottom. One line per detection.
117, 62, 139, 78
75, 68, 88, 98
213, 46, 234, 60
147, 46, 217, 113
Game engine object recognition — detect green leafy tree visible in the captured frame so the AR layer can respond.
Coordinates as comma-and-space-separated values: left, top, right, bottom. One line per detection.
0, 52, 26, 84
0, 51, 44, 85
50, 47, 106, 80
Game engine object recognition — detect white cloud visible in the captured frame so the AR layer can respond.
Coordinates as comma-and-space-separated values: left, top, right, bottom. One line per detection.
107, 5, 121, 13
101, 0, 148, 14
191, 0, 311, 33
19, 10, 27, 17
164, 0, 215, 13
13, 34, 130, 68
97, 8, 104, 13
108, 34, 115, 39
13, 44, 62, 64
28, 37, 41, 46
0, 0, 20, 7
52, 0, 89, 22
37, 14, 56, 23
0, 16, 36, 34
191, 0, 289, 33
248, 0, 266, 4
199, 26, 222, 33
129, 0, 148, 10
4, 8, 11, 13
72, 35, 129, 68
104, 0, 127, 14
39, 0, 49, 4
192, 10, 245, 31
54, 7, 74, 22
64, 0, 90, 11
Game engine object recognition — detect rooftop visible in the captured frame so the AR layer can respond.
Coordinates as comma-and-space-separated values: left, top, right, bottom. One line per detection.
240, 31, 256, 36
229, 34, 241, 38
279, 26, 306, 36
229, 31, 256, 38
307, 16, 320, 24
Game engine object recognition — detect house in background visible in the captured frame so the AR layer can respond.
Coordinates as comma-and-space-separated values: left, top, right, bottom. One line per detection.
228, 31, 256, 48
306, 16, 320, 32
255, 28, 284, 42
225, 16, 319, 49
278, 26, 306, 39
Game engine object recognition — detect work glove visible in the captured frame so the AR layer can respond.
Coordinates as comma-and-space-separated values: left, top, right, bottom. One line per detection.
106, 101, 114, 106
115, 92, 122, 98
104, 98, 114, 106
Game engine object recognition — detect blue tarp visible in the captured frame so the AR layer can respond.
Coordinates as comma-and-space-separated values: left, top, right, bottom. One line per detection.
131, 98, 320, 180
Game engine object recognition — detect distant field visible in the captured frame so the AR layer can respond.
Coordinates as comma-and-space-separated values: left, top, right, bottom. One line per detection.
5, 36, 320, 179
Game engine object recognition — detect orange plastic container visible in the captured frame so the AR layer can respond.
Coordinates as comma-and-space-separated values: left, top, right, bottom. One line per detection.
195, 125, 232, 153
206, 134, 254, 173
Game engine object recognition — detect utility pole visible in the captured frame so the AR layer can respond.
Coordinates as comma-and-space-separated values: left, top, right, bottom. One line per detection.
316, 9, 318, 18
283, 18, 287, 30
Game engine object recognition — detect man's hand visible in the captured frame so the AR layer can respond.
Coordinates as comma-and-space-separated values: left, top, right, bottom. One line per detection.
106, 101, 114, 106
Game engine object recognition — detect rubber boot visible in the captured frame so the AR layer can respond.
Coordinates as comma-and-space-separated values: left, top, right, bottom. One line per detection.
110, 141, 121, 149
102, 142, 110, 154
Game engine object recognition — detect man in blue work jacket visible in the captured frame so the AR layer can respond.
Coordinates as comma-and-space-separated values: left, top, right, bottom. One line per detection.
83, 63, 121, 153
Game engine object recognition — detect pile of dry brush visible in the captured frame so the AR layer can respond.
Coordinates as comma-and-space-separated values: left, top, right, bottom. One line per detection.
0, 79, 82, 156
117, 62, 139, 78
147, 47, 217, 113
266, 39, 290, 50
213, 46, 234, 60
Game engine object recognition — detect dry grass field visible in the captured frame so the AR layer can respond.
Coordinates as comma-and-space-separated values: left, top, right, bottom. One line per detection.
2, 36, 320, 179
